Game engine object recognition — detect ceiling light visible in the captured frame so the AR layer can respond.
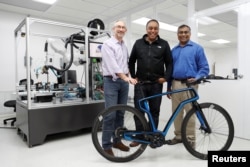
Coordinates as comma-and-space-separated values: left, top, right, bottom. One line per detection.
198, 33, 206, 37
233, 8, 239, 13
198, 16, 218, 25
33, 0, 57, 5
210, 39, 230, 44
133, 17, 178, 32
133, 17, 206, 37
133, 17, 150, 25
160, 22, 178, 32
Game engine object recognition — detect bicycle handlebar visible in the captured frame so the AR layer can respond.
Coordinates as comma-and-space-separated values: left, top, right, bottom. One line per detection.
137, 78, 209, 113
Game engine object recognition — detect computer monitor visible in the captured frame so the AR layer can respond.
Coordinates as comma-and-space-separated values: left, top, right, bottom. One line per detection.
89, 42, 102, 58
58, 70, 77, 84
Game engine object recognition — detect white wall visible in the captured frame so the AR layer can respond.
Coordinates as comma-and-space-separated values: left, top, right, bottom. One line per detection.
0, 11, 25, 114
237, 3, 250, 139
214, 48, 238, 78
0, 11, 25, 92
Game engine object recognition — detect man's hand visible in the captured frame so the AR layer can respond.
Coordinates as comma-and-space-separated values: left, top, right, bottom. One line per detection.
118, 73, 137, 85
167, 88, 172, 99
158, 78, 166, 84
122, 76, 137, 85
128, 77, 137, 85
187, 78, 196, 83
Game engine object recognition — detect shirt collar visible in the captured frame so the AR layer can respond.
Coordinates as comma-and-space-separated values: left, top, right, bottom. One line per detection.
111, 36, 124, 44
177, 40, 193, 47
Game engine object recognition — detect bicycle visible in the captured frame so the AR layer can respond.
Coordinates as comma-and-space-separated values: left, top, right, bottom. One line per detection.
91, 78, 234, 162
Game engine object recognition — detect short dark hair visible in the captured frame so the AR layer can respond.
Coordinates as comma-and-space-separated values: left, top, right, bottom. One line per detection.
146, 19, 159, 27
178, 24, 191, 32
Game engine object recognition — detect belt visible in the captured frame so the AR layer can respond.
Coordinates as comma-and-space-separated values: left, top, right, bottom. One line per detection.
103, 74, 129, 79
138, 80, 156, 84
103, 75, 112, 78
173, 78, 188, 83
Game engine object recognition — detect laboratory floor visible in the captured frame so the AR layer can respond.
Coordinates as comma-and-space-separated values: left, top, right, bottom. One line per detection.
0, 121, 250, 167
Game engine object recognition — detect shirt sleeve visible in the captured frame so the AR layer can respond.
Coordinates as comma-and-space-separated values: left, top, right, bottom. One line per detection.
163, 41, 173, 81
128, 42, 137, 78
195, 46, 210, 80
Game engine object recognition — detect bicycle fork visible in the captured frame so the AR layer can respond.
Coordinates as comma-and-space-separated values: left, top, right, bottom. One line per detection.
193, 102, 212, 134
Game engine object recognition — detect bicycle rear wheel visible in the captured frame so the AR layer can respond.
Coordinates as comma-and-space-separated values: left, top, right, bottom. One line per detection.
91, 104, 149, 162
181, 103, 234, 160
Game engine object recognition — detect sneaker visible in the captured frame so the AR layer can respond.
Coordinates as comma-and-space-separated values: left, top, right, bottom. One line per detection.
165, 138, 182, 145
129, 141, 140, 147
104, 148, 114, 156
113, 142, 130, 151
188, 140, 196, 149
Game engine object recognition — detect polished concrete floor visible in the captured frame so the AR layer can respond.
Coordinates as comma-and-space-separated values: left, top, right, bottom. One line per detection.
0, 120, 250, 167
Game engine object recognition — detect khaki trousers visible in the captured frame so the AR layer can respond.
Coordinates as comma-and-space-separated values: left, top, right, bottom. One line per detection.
171, 80, 198, 140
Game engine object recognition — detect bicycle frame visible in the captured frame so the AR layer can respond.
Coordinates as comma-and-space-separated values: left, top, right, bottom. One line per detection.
123, 87, 203, 144
138, 87, 199, 136
123, 81, 212, 144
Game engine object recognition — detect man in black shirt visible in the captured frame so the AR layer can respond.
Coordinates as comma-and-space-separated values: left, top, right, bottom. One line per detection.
129, 19, 173, 147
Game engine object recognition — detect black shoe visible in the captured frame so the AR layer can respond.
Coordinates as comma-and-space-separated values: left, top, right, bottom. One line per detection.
166, 138, 182, 145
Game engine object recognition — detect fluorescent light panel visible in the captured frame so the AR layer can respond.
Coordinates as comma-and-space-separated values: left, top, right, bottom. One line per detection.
198, 33, 205, 37
133, 17, 178, 32
210, 39, 230, 44
133, 17, 206, 36
134, 17, 231, 44
198, 16, 218, 25
33, 0, 57, 5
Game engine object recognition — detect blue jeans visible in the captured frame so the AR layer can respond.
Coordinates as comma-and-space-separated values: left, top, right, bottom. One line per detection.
102, 77, 129, 150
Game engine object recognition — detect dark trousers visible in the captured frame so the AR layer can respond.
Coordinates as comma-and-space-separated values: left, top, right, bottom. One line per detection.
134, 82, 163, 131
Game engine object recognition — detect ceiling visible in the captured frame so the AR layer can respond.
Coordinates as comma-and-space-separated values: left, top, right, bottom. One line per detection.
0, 0, 240, 49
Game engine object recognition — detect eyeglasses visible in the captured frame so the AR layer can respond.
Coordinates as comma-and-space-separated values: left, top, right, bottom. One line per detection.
178, 31, 190, 34
115, 25, 126, 29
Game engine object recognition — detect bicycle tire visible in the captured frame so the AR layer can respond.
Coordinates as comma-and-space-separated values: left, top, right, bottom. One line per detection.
181, 102, 234, 160
91, 104, 149, 162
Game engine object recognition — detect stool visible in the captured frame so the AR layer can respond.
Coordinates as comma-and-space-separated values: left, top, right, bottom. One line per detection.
3, 100, 16, 126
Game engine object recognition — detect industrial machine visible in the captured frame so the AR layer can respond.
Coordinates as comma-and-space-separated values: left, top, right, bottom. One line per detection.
14, 17, 109, 147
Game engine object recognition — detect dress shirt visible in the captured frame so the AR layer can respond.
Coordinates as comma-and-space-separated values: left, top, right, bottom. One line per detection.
101, 36, 129, 81
171, 40, 209, 80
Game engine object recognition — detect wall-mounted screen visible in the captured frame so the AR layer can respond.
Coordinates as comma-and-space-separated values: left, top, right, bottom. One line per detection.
89, 42, 103, 58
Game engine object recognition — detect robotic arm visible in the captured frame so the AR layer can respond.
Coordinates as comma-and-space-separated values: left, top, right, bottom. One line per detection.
42, 33, 86, 75
47, 38, 68, 62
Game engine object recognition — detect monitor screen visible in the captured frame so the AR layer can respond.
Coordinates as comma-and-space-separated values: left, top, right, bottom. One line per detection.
58, 70, 77, 84
89, 42, 102, 58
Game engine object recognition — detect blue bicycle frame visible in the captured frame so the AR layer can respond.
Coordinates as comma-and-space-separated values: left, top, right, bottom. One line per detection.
123, 87, 204, 144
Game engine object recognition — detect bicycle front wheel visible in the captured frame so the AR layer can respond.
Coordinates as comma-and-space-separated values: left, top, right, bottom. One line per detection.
91, 104, 149, 162
181, 103, 234, 160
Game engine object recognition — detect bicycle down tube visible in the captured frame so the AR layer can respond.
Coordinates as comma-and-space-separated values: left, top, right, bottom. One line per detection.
137, 87, 199, 137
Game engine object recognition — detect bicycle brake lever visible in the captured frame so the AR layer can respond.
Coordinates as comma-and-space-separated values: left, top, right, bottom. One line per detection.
202, 79, 211, 84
